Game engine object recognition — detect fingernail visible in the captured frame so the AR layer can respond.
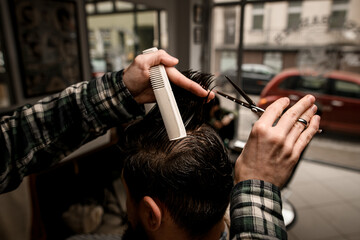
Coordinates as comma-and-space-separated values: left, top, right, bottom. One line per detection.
312, 104, 318, 113
307, 94, 315, 102
207, 91, 215, 102
282, 97, 290, 104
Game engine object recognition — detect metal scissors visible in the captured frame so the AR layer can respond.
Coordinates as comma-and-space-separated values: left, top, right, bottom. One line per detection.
215, 76, 319, 132
215, 76, 265, 117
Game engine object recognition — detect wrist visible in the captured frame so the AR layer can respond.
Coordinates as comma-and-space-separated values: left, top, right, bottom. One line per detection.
234, 166, 282, 188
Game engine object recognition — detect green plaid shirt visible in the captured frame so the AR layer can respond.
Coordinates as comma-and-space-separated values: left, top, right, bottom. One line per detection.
0, 71, 144, 193
230, 180, 287, 239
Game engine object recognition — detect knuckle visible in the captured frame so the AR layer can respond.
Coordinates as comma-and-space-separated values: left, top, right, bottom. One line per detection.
304, 132, 313, 144
286, 109, 298, 120
252, 121, 268, 135
157, 49, 169, 61
282, 143, 293, 157
133, 55, 143, 65
288, 156, 298, 168
158, 49, 167, 55
270, 133, 286, 146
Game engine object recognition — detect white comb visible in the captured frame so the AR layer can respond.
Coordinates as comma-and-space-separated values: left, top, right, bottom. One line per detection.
142, 47, 186, 141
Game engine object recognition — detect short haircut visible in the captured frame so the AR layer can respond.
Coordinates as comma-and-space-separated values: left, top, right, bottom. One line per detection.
120, 71, 233, 238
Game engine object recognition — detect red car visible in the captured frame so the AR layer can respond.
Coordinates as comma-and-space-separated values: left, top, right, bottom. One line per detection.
258, 68, 360, 135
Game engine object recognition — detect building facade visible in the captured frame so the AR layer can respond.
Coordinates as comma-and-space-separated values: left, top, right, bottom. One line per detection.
211, 0, 360, 76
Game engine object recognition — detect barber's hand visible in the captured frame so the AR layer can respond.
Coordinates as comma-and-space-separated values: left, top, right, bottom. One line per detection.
122, 49, 214, 104
234, 95, 321, 188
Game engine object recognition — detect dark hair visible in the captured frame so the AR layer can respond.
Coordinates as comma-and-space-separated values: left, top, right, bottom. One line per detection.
120, 70, 233, 238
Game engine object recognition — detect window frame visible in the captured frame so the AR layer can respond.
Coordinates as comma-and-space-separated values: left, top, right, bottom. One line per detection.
252, 3, 264, 30
330, 78, 360, 99
224, 7, 237, 44
287, 1, 302, 30
329, 0, 349, 30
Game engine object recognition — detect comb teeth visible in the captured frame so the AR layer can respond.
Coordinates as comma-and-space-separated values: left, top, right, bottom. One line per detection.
150, 66, 165, 89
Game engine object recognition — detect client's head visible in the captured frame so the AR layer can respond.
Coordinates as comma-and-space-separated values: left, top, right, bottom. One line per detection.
120, 71, 233, 240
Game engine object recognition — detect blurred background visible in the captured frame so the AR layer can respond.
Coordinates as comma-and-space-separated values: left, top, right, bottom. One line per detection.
0, 0, 359, 240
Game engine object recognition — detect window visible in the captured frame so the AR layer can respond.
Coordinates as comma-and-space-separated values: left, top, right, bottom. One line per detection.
263, 52, 282, 72
279, 75, 328, 94
296, 76, 328, 93
279, 76, 298, 90
333, 79, 360, 99
252, 3, 264, 30
96, 1, 113, 13
100, 28, 111, 48
115, 1, 134, 11
287, 1, 301, 30
220, 51, 237, 72
86, 2, 166, 74
224, 7, 236, 44
329, 0, 348, 29
88, 30, 95, 49
86, 4, 95, 15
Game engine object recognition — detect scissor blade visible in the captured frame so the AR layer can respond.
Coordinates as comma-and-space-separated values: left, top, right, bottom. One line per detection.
224, 76, 257, 106
216, 90, 252, 109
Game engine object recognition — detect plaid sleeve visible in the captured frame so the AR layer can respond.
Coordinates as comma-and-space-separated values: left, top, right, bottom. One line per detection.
230, 179, 287, 240
0, 71, 144, 193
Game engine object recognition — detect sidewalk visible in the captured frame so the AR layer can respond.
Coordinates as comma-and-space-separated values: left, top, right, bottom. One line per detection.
304, 133, 360, 171
285, 160, 360, 240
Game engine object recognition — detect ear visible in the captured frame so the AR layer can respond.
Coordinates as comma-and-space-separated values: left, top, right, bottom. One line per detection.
139, 196, 162, 231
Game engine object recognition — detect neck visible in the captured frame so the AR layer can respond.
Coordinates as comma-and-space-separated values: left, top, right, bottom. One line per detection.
201, 220, 226, 240
149, 219, 226, 240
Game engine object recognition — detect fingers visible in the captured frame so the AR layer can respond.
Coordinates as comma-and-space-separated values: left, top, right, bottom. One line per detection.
152, 49, 179, 67
286, 104, 317, 145
233, 94, 321, 188
128, 49, 214, 101
156, 50, 214, 99
292, 115, 321, 157
141, 49, 179, 68
166, 67, 215, 99
276, 95, 316, 134
258, 97, 290, 126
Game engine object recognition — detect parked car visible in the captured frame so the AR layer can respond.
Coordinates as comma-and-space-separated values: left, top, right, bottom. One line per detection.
218, 64, 278, 94
258, 68, 360, 135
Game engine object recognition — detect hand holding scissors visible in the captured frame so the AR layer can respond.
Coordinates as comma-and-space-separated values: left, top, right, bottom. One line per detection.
216, 76, 321, 188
